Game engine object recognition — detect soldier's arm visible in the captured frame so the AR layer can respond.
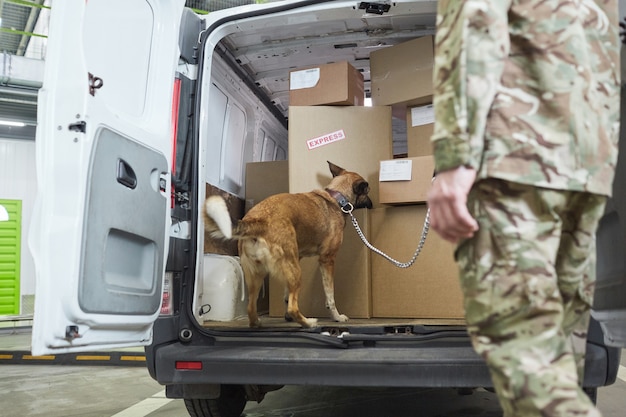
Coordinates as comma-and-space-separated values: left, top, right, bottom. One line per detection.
431, 0, 512, 173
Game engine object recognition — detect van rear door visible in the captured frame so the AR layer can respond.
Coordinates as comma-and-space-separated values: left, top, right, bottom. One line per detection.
29, 0, 185, 355
593, 94, 626, 349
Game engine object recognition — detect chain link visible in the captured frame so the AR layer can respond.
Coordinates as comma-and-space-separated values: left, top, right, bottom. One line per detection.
343, 205, 430, 268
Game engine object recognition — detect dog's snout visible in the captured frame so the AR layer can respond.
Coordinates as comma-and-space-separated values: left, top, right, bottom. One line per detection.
355, 195, 373, 209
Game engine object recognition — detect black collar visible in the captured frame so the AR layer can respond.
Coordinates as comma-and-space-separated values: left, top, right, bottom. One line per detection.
325, 189, 351, 210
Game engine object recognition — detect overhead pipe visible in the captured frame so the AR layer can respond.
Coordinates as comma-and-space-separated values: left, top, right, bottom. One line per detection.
0, 51, 44, 88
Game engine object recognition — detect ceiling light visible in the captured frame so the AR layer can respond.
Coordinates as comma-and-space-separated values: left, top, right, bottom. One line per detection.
0, 120, 26, 127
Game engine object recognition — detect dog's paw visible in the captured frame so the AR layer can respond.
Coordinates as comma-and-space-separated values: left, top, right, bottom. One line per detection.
334, 314, 349, 323
302, 318, 318, 328
249, 318, 262, 328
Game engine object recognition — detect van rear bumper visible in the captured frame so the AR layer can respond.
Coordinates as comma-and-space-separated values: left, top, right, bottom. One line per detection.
144, 316, 619, 392
147, 340, 615, 390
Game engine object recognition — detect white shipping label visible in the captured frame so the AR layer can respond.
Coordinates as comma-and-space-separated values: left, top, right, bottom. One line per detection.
411, 104, 435, 127
379, 159, 413, 182
290, 68, 321, 90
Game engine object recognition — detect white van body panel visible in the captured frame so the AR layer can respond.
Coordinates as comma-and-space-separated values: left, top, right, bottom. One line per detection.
29, 0, 185, 355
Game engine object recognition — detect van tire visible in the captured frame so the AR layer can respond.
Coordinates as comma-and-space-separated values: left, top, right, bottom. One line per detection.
184, 385, 247, 417
583, 387, 598, 405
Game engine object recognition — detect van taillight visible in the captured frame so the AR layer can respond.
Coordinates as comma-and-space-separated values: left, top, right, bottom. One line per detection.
160, 272, 174, 315
176, 361, 203, 370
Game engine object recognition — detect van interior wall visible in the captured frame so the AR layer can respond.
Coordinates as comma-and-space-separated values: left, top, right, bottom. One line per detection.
196, 51, 288, 324
202, 53, 288, 254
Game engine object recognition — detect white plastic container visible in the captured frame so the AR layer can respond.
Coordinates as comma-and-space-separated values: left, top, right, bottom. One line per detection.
198, 254, 248, 322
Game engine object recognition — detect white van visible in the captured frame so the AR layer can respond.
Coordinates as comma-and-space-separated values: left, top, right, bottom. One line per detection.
29, 1, 626, 416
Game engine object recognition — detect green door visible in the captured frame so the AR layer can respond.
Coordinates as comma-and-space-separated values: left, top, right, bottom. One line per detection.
0, 199, 21, 315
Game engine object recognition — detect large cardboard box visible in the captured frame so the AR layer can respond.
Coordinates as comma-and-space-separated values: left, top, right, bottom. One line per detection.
379, 156, 435, 205
269, 209, 371, 319
289, 61, 365, 106
370, 36, 434, 111
245, 160, 289, 212
269, 106, 393, 319
242, 161, 290, 314
370, 205, 465, 320
406, 104, 434, 157
288, 106, 393, 208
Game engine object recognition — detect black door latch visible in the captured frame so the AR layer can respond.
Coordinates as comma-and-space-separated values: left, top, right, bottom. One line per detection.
68, 121, 86, 133
359, 2, 391, 15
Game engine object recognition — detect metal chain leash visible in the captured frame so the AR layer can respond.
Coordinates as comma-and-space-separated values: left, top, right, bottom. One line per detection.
341, 204, 431, 268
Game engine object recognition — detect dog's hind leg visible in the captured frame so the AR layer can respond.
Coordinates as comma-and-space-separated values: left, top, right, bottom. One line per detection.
275, 256, 317, 328
282, 286, 293, 322
239, 239, 269, 328
318, 255, 349, 323
242, 264, 264, 328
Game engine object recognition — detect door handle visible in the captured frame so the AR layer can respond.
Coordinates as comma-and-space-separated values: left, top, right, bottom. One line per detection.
116, 159, 137, 189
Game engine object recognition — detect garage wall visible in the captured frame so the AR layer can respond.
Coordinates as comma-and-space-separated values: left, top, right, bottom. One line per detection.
0, 138, 36, 314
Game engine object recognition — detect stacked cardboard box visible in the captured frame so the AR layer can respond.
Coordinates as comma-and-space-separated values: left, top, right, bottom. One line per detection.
266, 105, 393, 319
244, 160, 289, 212
370, 36, 434, 117
368, 39, 465, 320
289, 61, 365, 106
370, 205, 464, 319
287, 106, 393, 208
379, 155, 435, 205
406, 103, 435, 157
243, 160, 290, 314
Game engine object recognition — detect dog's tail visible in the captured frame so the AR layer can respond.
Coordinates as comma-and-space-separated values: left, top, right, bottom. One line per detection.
203, 196, 233, 239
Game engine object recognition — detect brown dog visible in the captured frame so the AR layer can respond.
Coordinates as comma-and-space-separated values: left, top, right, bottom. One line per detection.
203, 161, 372, 328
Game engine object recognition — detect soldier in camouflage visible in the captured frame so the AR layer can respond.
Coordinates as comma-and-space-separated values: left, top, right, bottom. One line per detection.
426, 1, 620, 416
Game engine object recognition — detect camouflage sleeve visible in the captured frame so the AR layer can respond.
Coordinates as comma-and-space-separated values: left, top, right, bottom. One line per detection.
431, 0, 512, 173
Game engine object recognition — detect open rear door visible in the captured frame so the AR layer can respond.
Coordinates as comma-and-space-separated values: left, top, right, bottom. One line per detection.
29, 0, 185, 355
592, 88, 626, 348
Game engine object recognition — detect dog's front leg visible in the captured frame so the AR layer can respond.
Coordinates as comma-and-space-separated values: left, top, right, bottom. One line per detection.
318, 257, 349, 323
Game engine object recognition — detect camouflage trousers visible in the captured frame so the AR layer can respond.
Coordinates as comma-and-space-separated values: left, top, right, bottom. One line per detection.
456, 179, 607, 417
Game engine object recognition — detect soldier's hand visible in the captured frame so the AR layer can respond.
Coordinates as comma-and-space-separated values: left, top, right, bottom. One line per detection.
427, 166, 479, 244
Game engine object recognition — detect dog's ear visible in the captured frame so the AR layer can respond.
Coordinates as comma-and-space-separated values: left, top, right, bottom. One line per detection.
353, 180, 370, 195
327, 161, 346, 177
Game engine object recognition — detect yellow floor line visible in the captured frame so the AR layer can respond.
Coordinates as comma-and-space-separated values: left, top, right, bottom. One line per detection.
120, 355, 146, 362
76, 355, 112, 361
22, 355, 55, 360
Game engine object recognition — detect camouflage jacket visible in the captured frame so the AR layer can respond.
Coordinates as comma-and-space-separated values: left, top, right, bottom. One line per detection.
431, 0, 621, 196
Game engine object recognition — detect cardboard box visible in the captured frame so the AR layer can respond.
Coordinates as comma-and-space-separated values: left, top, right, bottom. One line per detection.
379, 156, 435, 205
203, 184, 244, 256
370, 36, 434, 112
245, 160, 289, 212
370, 205, 465, 320
269, 209, 371, 319
289, 61, 365, 106
269, 106, 394, 319
288, 106, 393, 207
406, 104, 434, 157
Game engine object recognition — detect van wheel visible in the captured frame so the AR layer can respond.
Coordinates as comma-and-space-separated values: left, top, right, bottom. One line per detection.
184, 385, 247, 417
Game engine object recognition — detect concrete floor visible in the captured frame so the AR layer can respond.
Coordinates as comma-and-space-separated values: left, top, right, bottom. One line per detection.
1, 329, 625, 417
